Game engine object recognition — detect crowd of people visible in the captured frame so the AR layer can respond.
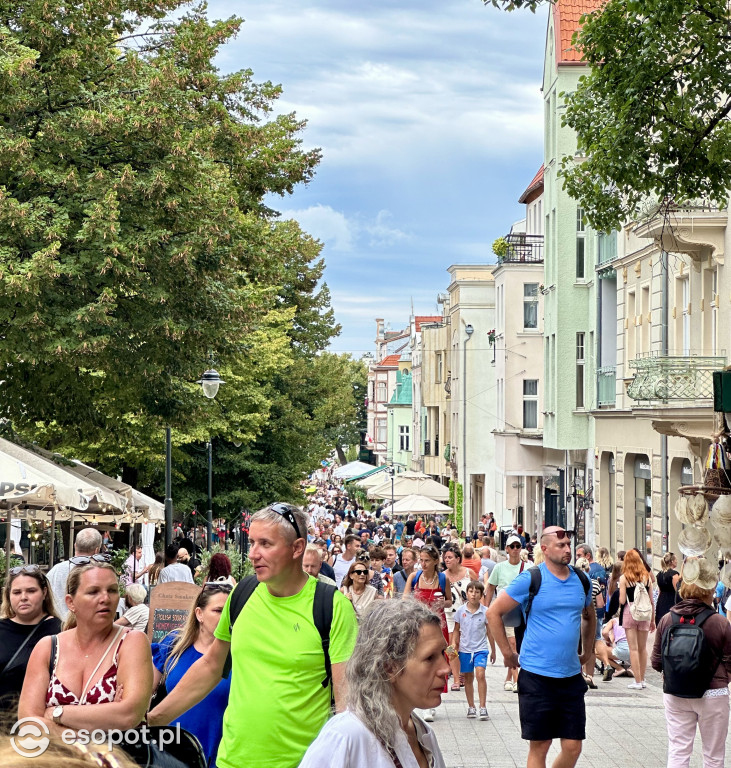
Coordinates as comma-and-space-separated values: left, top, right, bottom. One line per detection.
1, 475, 730, 768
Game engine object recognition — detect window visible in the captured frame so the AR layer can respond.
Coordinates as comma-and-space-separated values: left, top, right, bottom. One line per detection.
681, 277, 690, 355
399, 425, 410, 452
377, 381, 387, 402
576, 332, 585, 408
523, 283, 539, 329
436, 353, 443, 383
523, 380, 538, 429
576, 208, 586, 279
376, 419, 387, 443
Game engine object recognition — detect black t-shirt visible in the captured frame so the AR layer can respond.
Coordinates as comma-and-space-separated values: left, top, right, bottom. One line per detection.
405, 520, 417, 536
0, 615, 62, 706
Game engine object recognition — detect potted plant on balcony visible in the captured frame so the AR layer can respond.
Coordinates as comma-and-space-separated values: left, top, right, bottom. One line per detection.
488, 329, 497, 346
491, 236, 509, 260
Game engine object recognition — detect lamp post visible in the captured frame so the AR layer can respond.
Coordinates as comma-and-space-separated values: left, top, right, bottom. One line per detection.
389, 466, 395, 512
165, 426, 173, 546
197, 368, 225, 551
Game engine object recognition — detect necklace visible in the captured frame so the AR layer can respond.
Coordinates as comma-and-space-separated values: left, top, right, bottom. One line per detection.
75, 627, 112, 659
420, 571, 438, 588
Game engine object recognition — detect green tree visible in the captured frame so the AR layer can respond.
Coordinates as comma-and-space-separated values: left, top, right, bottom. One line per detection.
0, 2, 323, 479
485, 0, 731, 231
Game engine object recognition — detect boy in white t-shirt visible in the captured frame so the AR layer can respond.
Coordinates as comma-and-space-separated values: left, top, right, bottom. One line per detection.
453, 580, 495, 721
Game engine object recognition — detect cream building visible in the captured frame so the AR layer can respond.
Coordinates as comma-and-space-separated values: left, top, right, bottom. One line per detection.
593, 203, 729, 565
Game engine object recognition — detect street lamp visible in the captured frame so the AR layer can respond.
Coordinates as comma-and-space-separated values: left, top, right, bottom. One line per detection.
198, 368, 225, 551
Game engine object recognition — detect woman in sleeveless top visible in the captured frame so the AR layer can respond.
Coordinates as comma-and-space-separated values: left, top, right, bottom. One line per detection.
19, 562, 152, 733
442, 546, 479, 691
655, 552, 680, 623
618, 549, 655, 690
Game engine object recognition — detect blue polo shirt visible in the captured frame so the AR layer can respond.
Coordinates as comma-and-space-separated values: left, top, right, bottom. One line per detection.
506, 563, 592, 678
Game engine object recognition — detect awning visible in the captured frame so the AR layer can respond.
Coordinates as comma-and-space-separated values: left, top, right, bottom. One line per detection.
349, 465, 389, 483
332, 461, 379, 480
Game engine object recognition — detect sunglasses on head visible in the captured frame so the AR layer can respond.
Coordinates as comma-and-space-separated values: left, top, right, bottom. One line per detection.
10, 564, 42, 576
268, 502, 302, 538
70, 553, 112, 566
547, 529, 572, 540
202, 582, 233, 593
352, 569, 368, 576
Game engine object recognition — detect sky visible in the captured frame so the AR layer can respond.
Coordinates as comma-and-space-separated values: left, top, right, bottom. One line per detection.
208, 0, 548, 356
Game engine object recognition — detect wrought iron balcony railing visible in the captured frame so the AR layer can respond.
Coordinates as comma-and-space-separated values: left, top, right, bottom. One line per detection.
597, 366, 616, 407
498, 233, 544, 264
627, 353, 727, 404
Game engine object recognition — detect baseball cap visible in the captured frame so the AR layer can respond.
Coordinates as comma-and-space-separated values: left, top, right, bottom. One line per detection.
505, 534, 522, 548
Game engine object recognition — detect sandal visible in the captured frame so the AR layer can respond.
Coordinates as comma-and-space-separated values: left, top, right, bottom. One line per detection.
450, 684, 461, 691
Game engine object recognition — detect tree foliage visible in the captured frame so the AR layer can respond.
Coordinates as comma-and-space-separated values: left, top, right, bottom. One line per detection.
0, 1, 351, 513
560, 0, 731, 231
484, 0, 549, 10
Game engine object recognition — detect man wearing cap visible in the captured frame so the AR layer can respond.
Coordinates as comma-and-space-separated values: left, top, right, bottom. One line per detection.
484, 534, 526, 692
487, 526, 595, 768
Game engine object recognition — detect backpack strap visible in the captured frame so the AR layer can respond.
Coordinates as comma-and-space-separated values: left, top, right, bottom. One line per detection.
524, 566, 542, 624
222, 575, 259, 678
312, 580, 336, 691
569, 565, 591, 600
438, 571, 446, 592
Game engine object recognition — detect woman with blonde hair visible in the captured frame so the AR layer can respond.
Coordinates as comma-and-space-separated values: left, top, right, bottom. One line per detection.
655, 551, 680, 623
596, 547, 613, 571
152, 582, 232, 766
19, 562, 152, 733
618, 548, 655, 689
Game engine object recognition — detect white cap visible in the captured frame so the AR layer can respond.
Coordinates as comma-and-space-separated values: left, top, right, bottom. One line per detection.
505, 535, 522, 548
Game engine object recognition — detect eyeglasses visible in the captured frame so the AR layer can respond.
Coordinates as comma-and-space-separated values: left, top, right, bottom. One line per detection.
352, 569, 368, 576
507, 544, 522, 550
202, 582, 234, 593
268, 502, 302, 538
10, 564, 42, 576
70, 553, 112, 566
550, 529, 572, 540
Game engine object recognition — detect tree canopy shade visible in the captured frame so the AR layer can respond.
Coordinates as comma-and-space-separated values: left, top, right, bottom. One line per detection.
0, 0, 350, 509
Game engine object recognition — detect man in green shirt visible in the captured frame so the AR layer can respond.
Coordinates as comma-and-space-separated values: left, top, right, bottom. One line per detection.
149, 503, 358, 768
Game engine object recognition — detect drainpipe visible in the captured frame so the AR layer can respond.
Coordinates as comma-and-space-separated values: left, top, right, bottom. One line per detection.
660, 249, 669, 555
463, 324, 474, 531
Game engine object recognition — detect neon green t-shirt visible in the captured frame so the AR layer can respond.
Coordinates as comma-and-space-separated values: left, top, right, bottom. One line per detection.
213, 576, 358, 768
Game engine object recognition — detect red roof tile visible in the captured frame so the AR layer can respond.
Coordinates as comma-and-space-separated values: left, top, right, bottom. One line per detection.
553, 0, 604, 64
414, 316, 442, 332
518, 165, 544, 204
378, 354, 401, 367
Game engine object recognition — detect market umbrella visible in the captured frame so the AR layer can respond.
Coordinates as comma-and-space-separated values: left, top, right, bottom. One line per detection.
367, 475, 450, 502
387, 494, 453, 516
332, 461, 378, 480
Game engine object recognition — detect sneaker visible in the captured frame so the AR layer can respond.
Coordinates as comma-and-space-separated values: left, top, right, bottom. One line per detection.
423, 708, 435, 722
512, 681, 519, 693
479, 708, 489, 721
504, 681, 513, 691
627, 682, 643, 690
466, 707, 477, 718
602, 667, 614, 682
640, 681, 647, 689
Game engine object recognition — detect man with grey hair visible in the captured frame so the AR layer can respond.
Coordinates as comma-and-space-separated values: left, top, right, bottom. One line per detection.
149, 502, 358, 768
45, 527, 104, 619
303, 544, 337, 586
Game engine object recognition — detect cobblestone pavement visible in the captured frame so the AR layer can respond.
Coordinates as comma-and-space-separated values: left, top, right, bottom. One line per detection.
429, 662, 731, 768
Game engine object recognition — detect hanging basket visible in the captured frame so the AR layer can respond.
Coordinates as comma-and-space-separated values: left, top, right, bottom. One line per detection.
678, 484, 731, 503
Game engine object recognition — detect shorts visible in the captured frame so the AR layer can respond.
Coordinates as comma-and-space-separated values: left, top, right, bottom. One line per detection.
612, 640, 630, 664
517, 669, 587, 742
622, 602, 651, 632
459, 650, 488, 674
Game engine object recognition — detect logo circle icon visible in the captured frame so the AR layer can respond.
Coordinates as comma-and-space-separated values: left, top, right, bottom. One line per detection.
10, 717, 51, 757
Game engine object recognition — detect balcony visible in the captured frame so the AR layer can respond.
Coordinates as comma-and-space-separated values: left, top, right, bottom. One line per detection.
633, 202, 726, 266
597, 231, 617, 276
497, 233, 544, 264
627, 353, 727, 404
597, 366, 616, 407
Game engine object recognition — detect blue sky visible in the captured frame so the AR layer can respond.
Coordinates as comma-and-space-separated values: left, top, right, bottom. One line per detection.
209, 0, 548, 355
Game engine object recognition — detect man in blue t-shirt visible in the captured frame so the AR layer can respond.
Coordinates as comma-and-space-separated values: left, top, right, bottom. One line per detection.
487, 526, 595, 768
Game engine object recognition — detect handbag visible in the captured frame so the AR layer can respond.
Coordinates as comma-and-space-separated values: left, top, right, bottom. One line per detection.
502, 562, 526, 628
122, 727, 207, 768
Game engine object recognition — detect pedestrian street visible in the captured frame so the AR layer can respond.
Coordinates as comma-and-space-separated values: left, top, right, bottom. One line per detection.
430, 660, 731, 768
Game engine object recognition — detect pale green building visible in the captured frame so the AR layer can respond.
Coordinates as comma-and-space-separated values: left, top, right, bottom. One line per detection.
387, 363, 413, 472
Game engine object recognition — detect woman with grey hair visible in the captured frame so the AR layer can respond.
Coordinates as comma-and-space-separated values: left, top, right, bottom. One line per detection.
300, 599, 449, 768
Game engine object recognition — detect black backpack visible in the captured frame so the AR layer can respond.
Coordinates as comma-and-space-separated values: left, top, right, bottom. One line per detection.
223, 575, 336, 699
661, 608, 720, 698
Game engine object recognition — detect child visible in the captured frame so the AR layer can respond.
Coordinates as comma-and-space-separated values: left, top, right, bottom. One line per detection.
453, 579, 495, 720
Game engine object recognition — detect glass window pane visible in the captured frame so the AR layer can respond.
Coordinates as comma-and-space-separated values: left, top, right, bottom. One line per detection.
523, 400, 538, 429
576, 237, 585, 278
524, 283, 538, 297
523, 301, 538, 329
523, 379, 538, 396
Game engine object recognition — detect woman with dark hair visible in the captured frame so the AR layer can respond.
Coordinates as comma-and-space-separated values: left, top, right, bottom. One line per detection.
147, 551, 165, 588
341, 561, 380, 620
152, 582, 233, 766
0, 565, 61, 709
19, 562, 152, 733
619, 548, 655, 689
300, 600, 449, 768
206, 552, 236, 585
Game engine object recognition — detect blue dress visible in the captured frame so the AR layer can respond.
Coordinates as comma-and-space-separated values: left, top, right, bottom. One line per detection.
152, 632, 231, 767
